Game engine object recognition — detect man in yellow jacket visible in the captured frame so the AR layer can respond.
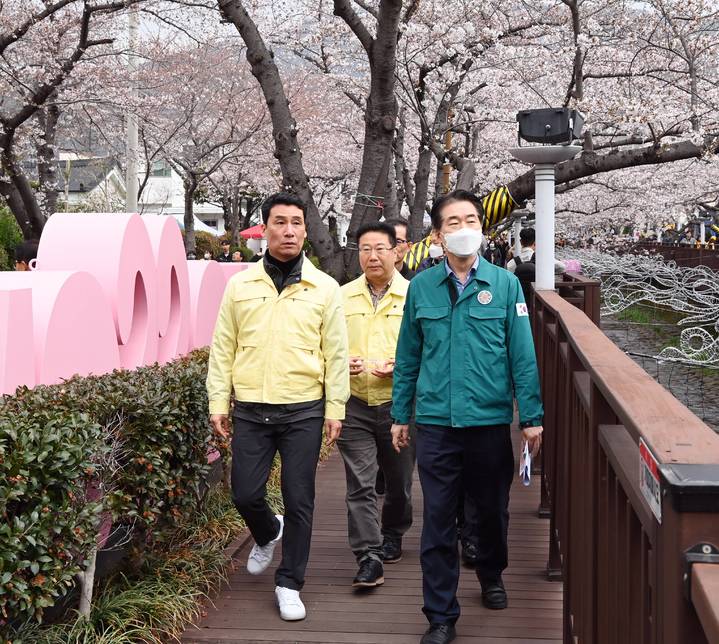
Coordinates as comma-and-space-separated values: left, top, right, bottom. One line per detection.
206, 192, 349, 622
339, 221, 415, 589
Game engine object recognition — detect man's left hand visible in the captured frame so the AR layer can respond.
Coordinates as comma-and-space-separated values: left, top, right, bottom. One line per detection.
324, 419, 342, 446
522, 425, 543, 457
370, 359, 395, 379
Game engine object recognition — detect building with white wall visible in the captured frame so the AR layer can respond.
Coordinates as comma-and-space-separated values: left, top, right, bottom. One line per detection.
138, 160, 226, 232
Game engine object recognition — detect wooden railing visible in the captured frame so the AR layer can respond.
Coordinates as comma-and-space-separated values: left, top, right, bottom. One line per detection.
533, 288, 719, 644
635, 241, 719, 271
555, 272, 601, 327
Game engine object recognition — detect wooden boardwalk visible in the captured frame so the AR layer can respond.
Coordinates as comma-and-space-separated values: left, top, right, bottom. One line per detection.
183, 439, 562, 644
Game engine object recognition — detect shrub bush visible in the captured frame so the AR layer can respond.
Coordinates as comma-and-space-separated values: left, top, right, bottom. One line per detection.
0, 350, 216, 628
193, 232, 222, 258
0, 206, 23, 270
0, 410, 105, 624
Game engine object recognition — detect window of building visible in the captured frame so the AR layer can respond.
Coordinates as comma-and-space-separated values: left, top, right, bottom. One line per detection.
150, 160, 172, 177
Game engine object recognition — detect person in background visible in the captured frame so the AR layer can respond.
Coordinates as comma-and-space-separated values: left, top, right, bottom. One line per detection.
249, 247, 265, 262
206, 192, 349, 622
506, 227, 566, 275
338, 221, 415, 588
203, 251, 212, 260
416, 240, 444, 273
14, 240, 39, 271
216, 239, 233, 262
232, 250, 243, 262
483, 239, 503, 266
384, 218, 414, 280
372, 217, 414, 497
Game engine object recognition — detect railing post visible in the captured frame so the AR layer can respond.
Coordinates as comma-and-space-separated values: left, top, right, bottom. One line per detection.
655, 466, 719, 644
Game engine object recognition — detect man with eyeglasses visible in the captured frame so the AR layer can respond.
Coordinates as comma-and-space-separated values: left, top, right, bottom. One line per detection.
385, 218, 415, 280
337, 221, 415, 589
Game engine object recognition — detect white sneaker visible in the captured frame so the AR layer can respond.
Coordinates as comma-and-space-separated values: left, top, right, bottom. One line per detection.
247, 515, 283, 575
275, 585, 306, 621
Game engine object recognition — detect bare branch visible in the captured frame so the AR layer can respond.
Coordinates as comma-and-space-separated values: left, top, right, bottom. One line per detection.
333, 0, 374, 54
351, 0, 378, 19
402, 0, 420, 24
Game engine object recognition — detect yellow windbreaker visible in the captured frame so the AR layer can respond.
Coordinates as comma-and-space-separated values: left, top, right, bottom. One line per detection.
206, 257, 350, 419
341, 271, 409, 406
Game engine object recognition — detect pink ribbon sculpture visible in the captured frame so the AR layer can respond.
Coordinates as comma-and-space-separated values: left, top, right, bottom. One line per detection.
0, 213, 249, 395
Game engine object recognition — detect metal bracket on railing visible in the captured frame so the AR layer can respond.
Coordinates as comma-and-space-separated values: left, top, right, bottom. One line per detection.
683, 543, 719, 602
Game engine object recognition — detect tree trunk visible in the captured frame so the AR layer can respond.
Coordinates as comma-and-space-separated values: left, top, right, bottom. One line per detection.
409, 147, 433, 241
433, 154, 446, 197
0, 180, 34, 239
455, 157, 476, 191
242, 196, 257, 229
184, 177, 197, 255
382, 152, 400, 220
36, 102, 60, 220
0, 133, 46, 238
336, 0, 403, 279
394, 109, 415, 222
219, 0, 343, 278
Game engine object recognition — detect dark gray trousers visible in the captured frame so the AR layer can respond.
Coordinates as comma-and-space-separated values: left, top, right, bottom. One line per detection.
337, 396, 416, 562
230, 416, 323, 591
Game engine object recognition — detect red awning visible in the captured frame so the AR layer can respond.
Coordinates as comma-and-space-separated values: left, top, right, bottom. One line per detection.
239, 224, 264, 240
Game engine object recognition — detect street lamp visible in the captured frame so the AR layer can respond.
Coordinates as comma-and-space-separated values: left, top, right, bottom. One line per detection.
510, 108, 583, 290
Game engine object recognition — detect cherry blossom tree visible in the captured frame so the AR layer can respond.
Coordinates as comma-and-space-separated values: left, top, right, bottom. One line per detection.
0, 0, 146, 238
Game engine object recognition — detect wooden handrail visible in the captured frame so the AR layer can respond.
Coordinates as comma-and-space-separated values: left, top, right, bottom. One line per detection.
538, 290, 719, 464
691, 564, 719, 644
533, 286, 719, 644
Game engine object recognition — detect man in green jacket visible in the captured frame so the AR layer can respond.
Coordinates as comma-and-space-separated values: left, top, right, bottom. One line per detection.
390, 189, 544, 644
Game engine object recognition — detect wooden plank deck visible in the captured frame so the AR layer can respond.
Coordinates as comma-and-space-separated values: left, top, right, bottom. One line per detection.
183, 437, 562, 644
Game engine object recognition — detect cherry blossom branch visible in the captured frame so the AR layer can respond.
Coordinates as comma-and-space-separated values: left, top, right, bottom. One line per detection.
333, 0, 373, 54
0, 0, 77, 56
508, 135, 719, 204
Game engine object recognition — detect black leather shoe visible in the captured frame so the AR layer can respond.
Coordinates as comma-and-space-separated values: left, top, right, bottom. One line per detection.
352, 558, 384, 588
461, 540, 479, 566
481, 577, 508, 609
420, 623, 456, 644
381, 537, 402, 563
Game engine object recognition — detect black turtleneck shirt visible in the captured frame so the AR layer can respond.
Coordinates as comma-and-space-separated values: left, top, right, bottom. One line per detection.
263, 252, 303, 294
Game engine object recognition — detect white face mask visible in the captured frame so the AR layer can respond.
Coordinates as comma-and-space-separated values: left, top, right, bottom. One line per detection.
443, 227, 484, 258
428, 243, 444, 259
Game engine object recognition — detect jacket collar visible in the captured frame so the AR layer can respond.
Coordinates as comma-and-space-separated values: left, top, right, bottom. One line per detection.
346, 270, 409, 299
433, 256, 492, 287
245, 253, 322, 288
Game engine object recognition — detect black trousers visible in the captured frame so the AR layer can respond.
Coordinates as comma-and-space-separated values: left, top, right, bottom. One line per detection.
416, 423, 514, 626
457, 489, 478, 546
230, 416, 323, 591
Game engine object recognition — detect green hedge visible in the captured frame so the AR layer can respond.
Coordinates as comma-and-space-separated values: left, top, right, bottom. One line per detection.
0, 350, 215, 628
0, 206, 23, 270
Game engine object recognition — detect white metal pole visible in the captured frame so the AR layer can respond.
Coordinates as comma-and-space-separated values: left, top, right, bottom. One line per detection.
700, 221, 706, 245
513, 219, 522, 255
534, 164, 556, 290
125, 6, 139, 213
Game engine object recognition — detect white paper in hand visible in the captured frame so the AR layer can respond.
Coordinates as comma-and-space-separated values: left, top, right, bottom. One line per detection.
519, 441, 531, 486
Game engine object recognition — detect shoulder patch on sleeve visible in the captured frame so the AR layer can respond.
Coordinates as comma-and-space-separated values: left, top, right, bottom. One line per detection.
516, 303, 529, 317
